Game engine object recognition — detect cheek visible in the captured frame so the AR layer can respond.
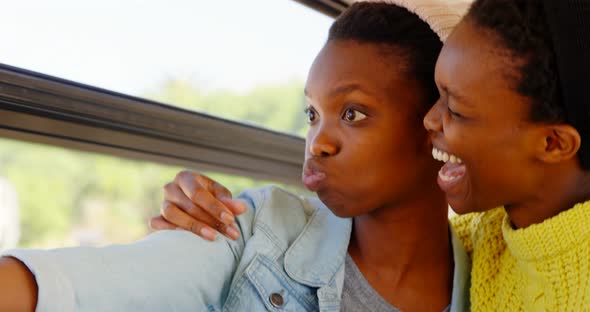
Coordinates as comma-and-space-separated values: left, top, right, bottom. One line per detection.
342, 119, 427, 175
475, 135, 529, 179
461, 128, 530, 205
341, 130, 397, 171
442, 116, 466, 143
371, 132, 426, 177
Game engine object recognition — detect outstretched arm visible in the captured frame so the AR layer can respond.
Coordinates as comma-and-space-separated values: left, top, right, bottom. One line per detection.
0, 229, 245, 312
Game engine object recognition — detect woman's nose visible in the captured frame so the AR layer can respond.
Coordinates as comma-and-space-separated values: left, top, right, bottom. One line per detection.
423, 99, 444, 133
308, 125, 340, 157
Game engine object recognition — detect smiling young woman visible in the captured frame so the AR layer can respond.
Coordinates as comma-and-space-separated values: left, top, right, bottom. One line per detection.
424, 0, 590, 309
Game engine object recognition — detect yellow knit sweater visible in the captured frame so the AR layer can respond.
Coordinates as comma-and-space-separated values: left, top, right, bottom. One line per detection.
451, 201, 590, 311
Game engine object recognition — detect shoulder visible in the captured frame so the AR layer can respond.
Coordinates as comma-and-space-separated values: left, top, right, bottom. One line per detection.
235, 186, 325, 247
225, 187, 350, 309
238, 186, 318, 217
237, 186, 322, 229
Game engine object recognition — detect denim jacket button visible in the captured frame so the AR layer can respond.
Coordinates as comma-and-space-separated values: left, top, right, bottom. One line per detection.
269, 292, 284, 308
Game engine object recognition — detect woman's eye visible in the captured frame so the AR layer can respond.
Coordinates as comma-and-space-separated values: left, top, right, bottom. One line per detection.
447, 106, 463, 119
343, 108, 367, 122
304, 107, 317, 123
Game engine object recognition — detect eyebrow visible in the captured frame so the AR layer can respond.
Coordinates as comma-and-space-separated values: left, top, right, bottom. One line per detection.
304, 83, 373, 98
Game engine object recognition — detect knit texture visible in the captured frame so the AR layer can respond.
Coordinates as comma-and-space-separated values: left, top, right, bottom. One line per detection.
451, 201, 590, 310
361, 0, 472, 41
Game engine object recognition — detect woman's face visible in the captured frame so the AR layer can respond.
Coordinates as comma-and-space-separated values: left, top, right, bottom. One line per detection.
302, 40, 440, 217
424, 20, 542, 214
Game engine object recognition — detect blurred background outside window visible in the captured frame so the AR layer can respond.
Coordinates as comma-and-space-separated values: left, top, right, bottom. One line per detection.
0, 0, 331, 249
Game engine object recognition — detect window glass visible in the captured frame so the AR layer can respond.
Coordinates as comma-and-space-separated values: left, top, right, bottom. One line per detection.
0, 0, 332, 136
0, 137, 307, 250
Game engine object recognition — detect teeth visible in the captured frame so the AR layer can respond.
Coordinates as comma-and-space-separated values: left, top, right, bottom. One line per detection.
431, 147, 462, 164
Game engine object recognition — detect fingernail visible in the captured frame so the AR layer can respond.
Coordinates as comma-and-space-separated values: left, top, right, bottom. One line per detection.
234, 201, 247, 213
226, 227, 240, 240
221, 212, 234, 224
200, 227, 217, 240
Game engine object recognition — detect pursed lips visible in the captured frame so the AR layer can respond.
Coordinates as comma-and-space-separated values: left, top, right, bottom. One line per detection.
302, 160, 328, 191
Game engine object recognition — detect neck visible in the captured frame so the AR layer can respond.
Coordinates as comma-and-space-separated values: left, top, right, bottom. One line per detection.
507, 163, 590, 228
348, 185, 451, 280
347, 186, 454, 311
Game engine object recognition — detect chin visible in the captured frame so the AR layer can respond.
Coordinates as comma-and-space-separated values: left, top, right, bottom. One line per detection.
328, 207, 357, 218
448, 197, 491, 215
448, 201, 471, 215
318, 186, 384, 218
317, 191, 358, 218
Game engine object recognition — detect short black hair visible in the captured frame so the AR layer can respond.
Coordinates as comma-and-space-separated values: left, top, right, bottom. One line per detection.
466, 0, 565, 125
328, 2, 442, 108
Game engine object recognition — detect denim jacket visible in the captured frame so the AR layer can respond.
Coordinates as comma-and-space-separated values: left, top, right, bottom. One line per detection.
4, 186, 470, 312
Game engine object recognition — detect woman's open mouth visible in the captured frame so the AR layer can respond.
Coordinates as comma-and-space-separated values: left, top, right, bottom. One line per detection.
432, 147, 466, 192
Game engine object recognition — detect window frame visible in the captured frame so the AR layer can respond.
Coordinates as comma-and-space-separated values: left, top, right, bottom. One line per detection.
0, 1, 347, 185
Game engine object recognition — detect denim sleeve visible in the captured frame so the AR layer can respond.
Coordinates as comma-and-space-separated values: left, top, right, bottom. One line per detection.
3, 230, 240, 312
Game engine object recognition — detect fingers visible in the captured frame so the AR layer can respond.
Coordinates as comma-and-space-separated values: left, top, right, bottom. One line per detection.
174, 171, 235, 225
149, 216, 177, 231
160, 201, 217, 241
213, 222, 241, 241
206, 176, 233, 201
160, 200, 240, 240
161, 170, 243, 240
219, 198, 247, 215
163, 182, 219, 224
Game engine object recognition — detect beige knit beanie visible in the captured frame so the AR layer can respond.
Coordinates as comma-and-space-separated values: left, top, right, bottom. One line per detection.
351, 0, 473, 41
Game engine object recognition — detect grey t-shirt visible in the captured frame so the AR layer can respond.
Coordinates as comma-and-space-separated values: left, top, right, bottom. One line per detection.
341, 254, 450, 312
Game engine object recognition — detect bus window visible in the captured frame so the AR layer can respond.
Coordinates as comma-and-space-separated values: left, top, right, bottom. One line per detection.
0, 137, 300, 249
0, 0, 330, 249
0, 0, 332, 136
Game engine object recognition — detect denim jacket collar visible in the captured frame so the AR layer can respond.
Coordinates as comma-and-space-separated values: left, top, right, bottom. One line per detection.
283, 197, 352, 288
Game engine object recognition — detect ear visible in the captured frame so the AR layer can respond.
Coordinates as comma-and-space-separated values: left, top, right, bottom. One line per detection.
535, 124, 581, 164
